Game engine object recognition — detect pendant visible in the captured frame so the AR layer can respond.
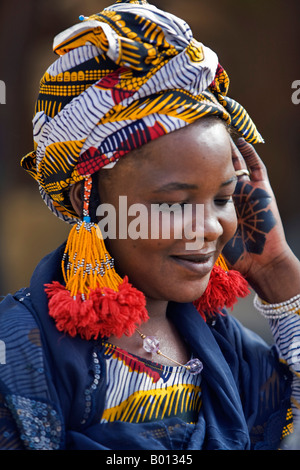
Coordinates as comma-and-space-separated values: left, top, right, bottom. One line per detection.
137, 330, 203, 375
184, 358, 203, 375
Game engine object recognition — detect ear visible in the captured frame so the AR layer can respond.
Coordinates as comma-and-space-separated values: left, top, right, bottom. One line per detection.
69, 182, 83, 217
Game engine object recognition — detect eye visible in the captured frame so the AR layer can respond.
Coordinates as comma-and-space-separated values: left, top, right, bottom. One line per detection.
214, 196, 233, 207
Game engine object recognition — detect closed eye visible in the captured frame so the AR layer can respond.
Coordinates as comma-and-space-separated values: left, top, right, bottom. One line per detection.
214, 196, 233, 206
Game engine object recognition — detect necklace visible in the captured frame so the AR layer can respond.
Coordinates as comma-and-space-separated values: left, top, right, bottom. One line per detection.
135, 328, 203, 375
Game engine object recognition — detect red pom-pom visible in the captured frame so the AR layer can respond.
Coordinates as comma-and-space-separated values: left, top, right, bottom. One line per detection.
193, 265, 249, 320
44, 277, 149, 340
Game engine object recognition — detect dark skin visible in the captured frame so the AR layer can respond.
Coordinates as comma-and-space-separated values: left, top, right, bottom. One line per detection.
70, 118, 300, 364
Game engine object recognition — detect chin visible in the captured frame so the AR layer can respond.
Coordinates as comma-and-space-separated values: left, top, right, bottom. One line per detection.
167, 276, 211, 304
133, 270, 211, 304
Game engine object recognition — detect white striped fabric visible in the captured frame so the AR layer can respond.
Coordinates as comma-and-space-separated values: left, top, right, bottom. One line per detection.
269, 314, 300, 426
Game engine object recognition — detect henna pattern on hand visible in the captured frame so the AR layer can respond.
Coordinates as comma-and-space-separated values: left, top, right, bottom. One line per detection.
223, 182, 277, 265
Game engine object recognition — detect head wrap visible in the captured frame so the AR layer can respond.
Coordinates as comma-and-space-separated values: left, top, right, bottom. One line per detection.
22, 0, 253, 340
21, 0, 263, 225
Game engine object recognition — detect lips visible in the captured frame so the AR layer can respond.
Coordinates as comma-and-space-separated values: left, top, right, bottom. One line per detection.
170, 251, 216, 275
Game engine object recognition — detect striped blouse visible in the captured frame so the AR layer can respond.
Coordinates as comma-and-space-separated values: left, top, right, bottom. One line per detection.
101, 342, 202, 424
269, 313, 300, 428
101, 312, 300, 428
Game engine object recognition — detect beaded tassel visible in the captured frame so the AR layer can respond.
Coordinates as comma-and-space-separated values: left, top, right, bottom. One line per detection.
215, 253, 229, 271
61, 177, 122, 298
45, 175, 149, 340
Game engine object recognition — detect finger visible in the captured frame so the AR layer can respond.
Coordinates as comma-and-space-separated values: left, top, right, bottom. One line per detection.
236, 138, 267, 182
230, 138, 250, 181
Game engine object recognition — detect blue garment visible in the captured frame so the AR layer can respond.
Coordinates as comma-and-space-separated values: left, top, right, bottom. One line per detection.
0, 244, 292, 450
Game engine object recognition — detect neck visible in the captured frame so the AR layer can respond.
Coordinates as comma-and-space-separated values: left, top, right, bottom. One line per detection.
107, 296, 191, 367
145, 297, 169, 320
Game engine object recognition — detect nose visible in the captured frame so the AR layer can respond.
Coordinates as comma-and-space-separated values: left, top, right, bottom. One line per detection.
180, 204, 224, 250
204, 210, 223, 243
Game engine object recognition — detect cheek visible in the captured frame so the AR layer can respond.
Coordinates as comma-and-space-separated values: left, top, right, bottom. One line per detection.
222, 205, 238, 242
149, 206, 184, 240
104, 235, 164, 281
108, 237, 174, 299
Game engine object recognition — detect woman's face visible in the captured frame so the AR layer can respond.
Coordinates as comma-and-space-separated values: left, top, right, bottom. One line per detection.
97, 119, 237, 304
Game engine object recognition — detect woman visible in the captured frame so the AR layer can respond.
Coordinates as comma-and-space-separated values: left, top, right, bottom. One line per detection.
0, 0, 300, 450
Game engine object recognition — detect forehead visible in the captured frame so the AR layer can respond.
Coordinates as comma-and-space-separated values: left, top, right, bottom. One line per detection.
104, 118, 232, 181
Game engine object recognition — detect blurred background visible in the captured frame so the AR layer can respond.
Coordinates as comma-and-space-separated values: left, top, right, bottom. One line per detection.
0, 0, 299, 342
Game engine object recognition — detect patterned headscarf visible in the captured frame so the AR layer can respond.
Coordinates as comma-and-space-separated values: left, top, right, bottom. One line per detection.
21, 0, 263, 225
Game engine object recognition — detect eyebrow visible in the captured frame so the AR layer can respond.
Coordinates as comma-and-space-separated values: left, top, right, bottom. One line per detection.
152, 176, 237, 193
152, 182, 199, 193
221, 175, 238, 187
